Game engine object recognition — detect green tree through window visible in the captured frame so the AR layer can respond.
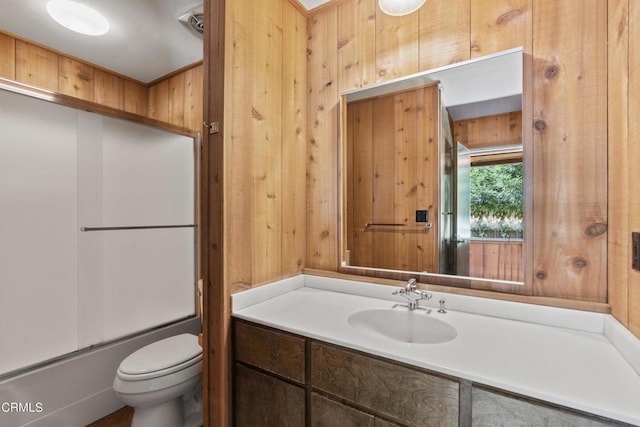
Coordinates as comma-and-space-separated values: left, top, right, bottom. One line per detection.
470, 163, 523, 239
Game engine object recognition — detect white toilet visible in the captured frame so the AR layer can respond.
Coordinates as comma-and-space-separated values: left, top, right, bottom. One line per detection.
113, 333, 203, 427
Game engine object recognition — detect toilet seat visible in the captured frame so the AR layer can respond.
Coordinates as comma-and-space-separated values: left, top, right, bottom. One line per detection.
113, 333, 203, 427
117, 334, 203, 382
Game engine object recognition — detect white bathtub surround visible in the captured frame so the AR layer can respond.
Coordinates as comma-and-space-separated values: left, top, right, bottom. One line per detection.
604, 315, 640, 378
232, 274, 640, 426
0, 318, 200, 427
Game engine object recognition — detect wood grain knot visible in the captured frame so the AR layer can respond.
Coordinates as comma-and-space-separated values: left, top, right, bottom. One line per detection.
545, 64, 560, 79
534, 120, 547, 131
572, 257, 588, 268
496, 9, 523, 25
251, 107, 264, 121
325, 81, 333, 87
321, 230, 330, 238
585, 222, 607, 237
536, 271, 547, 280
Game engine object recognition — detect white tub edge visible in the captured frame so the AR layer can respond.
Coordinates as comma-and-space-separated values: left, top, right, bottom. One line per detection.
604, 315, 640, 377
0, 317, 201, 427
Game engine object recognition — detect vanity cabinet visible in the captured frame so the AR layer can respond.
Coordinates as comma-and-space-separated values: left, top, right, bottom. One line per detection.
232, 320, 630, 427
233, 320, 458, 426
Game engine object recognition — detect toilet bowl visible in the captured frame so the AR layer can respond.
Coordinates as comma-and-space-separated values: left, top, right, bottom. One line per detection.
113, 333, 203, 427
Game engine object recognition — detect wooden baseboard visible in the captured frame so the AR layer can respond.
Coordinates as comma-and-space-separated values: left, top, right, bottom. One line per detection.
87, 406, 133, 427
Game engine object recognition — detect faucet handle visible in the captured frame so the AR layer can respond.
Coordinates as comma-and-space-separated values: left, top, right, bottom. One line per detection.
417, 289, 432, 300
392, 278, 418, 295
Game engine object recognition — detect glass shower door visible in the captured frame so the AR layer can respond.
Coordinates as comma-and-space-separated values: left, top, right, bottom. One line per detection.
455, 142, 471, 276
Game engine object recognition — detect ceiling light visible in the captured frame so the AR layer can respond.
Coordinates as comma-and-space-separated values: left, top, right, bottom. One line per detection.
378, 0, 426, 16
46, 0, 110, 36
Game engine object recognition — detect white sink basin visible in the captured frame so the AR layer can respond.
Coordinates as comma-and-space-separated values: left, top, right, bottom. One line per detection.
347, 308, 457, 344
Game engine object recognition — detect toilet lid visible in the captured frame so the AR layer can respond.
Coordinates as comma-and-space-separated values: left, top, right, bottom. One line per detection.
119, 333, 202, 376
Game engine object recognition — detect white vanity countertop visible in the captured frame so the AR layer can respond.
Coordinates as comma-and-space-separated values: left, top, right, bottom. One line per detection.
232, 275, 640, 425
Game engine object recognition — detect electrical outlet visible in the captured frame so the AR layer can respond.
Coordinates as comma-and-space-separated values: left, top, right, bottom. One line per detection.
416, 210, 428, 223
633, 232, 640, 271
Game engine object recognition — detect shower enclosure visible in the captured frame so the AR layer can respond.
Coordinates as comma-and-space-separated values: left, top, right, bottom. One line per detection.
0, 86, 198, 377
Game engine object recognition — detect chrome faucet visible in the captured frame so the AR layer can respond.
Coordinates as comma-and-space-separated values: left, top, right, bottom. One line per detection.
392, 278, 432, 310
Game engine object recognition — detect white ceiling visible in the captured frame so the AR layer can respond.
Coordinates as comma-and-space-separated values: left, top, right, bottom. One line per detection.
0, 0, 205, 83
298, 0, 332, 9
344, 48, 523, 121
0, 0, 334, 84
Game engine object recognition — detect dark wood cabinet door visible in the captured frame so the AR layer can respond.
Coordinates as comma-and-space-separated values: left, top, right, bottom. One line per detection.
472, 388, 628, 427
311, 342, 459, 426
234, 363, 305, 427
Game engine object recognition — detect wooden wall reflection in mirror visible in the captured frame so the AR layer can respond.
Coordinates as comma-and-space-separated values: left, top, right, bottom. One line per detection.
340, 48, 528, 292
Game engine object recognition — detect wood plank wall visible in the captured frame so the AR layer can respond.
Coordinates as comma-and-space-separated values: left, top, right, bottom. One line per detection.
0, 31, 203, 133
532, 1, 607, 302
470, 240, 524, 282
148, 64, 204, 132
454, 111, 522, 149
608, 0, 640, 337
223, 0, 307, 294
629, 0, 640, 340
306, 0, 611, 304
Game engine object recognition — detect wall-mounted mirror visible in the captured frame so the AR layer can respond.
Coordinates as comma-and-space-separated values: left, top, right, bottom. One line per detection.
0, 0, 203, 84
341, 48, 526, 289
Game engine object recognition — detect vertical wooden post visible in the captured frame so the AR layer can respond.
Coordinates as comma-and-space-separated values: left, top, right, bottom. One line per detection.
202, 0, 227, 425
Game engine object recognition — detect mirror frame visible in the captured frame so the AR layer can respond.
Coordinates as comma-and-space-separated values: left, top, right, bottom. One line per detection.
338, 48, 534, 295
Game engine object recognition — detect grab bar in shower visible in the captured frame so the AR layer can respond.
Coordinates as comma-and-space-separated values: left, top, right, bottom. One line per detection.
364, 221, 405, 228
364, 221, 433, 230
80, 224, 195, 232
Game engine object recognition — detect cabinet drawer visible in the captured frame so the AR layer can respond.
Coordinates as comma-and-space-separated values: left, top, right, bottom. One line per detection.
311, 342, 459, 426
234, 321, 305, 383
472, 388, 627, 427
